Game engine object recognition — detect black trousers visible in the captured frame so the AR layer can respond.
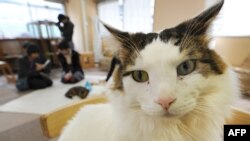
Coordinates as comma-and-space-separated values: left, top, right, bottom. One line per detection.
105, 57, 121, 82
28, 75, 53, 90
61, 71, 84, 84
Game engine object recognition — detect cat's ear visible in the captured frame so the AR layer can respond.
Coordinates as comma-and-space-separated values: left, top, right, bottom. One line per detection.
103, 24, 130, 47
175, 0, 224, 36
102, 24, 133, 89
103, 23, 136, 66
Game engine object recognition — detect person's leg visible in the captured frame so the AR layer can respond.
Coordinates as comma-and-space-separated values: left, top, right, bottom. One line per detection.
41, 75, 53, 87
61, 74, 70, 84
70, 71, 84, 84
28, 75, 52, 89
106, 57, 119, 82
61, 77, 68, 83
16, 78, 29, 91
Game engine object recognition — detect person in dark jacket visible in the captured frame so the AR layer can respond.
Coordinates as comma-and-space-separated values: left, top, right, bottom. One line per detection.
57, 40, 84, 84
56, 14, 74, 49
22, 42, 51, 74
16, 44, 53, 91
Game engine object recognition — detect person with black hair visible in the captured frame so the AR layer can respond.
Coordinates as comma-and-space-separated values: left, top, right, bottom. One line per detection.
57, 40, 84, 84
22, 42, 51, 74
16, 43, 53, 91
56, 14, 74, 49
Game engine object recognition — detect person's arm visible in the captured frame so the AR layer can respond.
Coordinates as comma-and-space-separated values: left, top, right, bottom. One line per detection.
29, 61, 41, 76
17, 58, 30, 78
18, 57, 39, 78
37, 55, 51, 74
62, 22, 74, 39
56, 22, 63, 32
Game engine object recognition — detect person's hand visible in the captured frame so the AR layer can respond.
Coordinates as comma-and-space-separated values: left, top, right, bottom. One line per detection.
36, 63, 45, 71
64, 72, 72, 80
55, 22, 60, 26
56, 49, 61, 55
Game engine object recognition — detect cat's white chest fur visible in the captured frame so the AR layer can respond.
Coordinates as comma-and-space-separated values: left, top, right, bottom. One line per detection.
58, 102, 224, 141
58, 104, 117, 141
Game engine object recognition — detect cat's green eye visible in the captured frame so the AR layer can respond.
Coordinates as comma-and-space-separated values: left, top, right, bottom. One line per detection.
177, 60, 196, 76
132, 70, 149, 82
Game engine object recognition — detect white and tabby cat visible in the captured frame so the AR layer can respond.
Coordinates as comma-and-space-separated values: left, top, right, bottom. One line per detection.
58, 1, 238, 141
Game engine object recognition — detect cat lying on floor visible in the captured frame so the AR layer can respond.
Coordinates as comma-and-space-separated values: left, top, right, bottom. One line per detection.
65, 86, 89, 99
58, 1, 239, 141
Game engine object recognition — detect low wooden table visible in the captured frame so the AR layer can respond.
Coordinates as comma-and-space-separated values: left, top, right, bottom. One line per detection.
80, 52, 95, 69
0, 61, 16, 83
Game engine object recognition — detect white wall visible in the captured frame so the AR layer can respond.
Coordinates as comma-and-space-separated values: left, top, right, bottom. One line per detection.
65, 0, 98, 53
153, 0, 205, 31
205, 0, 220, 8
65, 0, 85, 53
214, 37, 250, 67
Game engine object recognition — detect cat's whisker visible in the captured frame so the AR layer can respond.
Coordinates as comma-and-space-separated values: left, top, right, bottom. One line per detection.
192, 108, 205, 115
181, 8, 222, 49
179, 8, 202, 49
179, 18, 196, 49
128, 103, 141, 108
192, 104, 211, 115
179, 6, 211, 49
140, 105, 165, 115
190, 10, 222, 38
180, 18, 201, 50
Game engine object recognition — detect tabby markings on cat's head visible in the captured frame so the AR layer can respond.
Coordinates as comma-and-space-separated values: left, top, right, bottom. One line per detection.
105, 0, 226, 117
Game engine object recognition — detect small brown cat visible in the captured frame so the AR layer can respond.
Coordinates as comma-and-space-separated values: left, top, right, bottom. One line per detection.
65, 86, 89, 99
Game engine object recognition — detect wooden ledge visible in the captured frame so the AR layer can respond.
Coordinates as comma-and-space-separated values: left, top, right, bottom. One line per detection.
40, 95, 107, 138
40, 95, 250, 139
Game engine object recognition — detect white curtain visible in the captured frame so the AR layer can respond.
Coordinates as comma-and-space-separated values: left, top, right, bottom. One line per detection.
96, 0, 155, 62
97, 1, 123, 34
93, 16, 103, 62
97, 0, 154, 33
123, 0, 154, 33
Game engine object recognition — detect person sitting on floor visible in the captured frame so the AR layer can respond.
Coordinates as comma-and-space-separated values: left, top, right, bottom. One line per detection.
16, 43, 53, 91
57, 40, 84, 84
22, 42, 51, 74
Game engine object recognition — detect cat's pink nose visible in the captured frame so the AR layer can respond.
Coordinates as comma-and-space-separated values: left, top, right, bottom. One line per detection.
156, 97, 176, 110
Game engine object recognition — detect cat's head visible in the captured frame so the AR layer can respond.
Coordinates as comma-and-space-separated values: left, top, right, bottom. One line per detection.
106, 1, 227, 118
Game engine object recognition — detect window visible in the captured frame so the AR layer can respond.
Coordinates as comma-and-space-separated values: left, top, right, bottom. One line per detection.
97, 0, 123, 35
0, 0, 64, 39
123, 0, 155, 33
211, 0, 250, 36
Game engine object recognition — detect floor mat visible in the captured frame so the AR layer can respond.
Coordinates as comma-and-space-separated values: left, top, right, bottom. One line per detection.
0, 75, 106, 114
